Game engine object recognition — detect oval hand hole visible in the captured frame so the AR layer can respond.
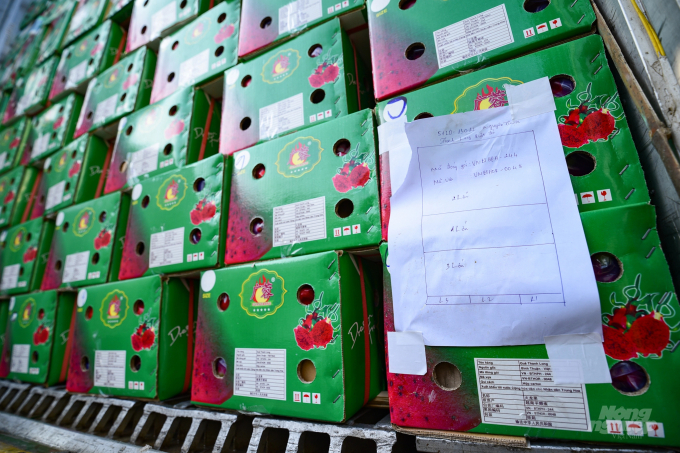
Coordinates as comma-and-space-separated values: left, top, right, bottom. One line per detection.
297, 359, 316, 383
549, 74, 576, 98
134, 300, 145, 315
240, 117, 252, 130
523, 0, 551, 13
565, 151, 596, 177
252, 164, 265, 179
141, 195, 150, 208
136, 242, 145, 256
333, 139, 350, 156
610, 361, 650, 395
250, 218, 264, 236
130, 355, 141, 372
85, 306, 93, 320
591, 252, 623, 283
335, 199, 354, 218
405, 43, 425, 60
297, 284, 315, 305
308, 44, 323, 57
213, 357, 227, 378
310, 89, 325, 104
189, 228, 202, 244
399, 0, 416, 9
80, 356, 90, 371
194, 178, 205, 192
91, 252, 99, 265
217, 293, 230, 311
433, 362, 462, 391
215, 46, 224, 57
260, 17, 272, 29
241, 75, 252, 87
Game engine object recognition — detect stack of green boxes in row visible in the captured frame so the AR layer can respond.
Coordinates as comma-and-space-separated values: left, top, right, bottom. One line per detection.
0, 0, 677, 447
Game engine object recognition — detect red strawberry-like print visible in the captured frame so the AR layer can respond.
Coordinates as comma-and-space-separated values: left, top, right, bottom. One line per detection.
94, 229, 111, 250
294, 325, 314, 351
603, 325, 637, 360
310, 318, 334, 348
190, 199, 217, 225
4, 190, 15, 204
90, 42, 103, 56
202, 201, 216, 221
53, 116, 64, 130
131, 323, 156, 351
214, 24, 235, 43
322, 63, 339, 83
9, 137, 19, 149
190, 209, 203, 225
165, 119, 185, 139
580, 108, 616, 142
349, 163, 370, 188
33, 324, 50, 345
122, 73, 139, 90
68, 161, 81, 178
308, 66, 325, 88
23, 246, 37, 263
332, 173, 352, 193
626, 312, 670, 357
606, 307, 629, 331
564, 108, 581, 126
558, 123, 589, 148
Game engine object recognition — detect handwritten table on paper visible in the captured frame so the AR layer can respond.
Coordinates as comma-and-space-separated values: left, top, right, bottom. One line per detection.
388, 106, 601, 346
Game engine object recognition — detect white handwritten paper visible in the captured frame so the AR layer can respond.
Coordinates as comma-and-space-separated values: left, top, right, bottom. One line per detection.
388, 105, 601, 346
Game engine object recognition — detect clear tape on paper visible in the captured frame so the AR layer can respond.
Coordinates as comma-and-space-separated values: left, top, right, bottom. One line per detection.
505, 77, 556, 121
387, 331, 427, 375
545, 333, 612, 384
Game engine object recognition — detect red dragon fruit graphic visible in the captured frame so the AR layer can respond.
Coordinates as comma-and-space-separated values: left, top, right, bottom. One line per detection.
94, 229, 111, 250
131, 323, 156, 351
165, 119, 185, 139
474, 85, 508, 110
558, 83, 621, 148
33, 324, 49, 345
190, 199, 217, 225
122, 73, 139, 90
308, 62, 340, 88
602, 274, 677, 360
9, 137, 20, 149
4, 190, 15, 204
68, 161, 81, 178
23, 246, 37, 263
294, 311, 335, 350
214, 24, 235, 43
251, 275, 273, 303
333, 161, 371, 193
90, 42, 103, 56
288, 142, 309, 166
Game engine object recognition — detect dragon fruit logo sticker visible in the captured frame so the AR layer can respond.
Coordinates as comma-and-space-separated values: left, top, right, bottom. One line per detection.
18, 298, 36, 328
474, 84, 508, 110
104, 67, 121, 88
156, 175, 188, 211
450, 77, 523, 114
184, 17, 210, 44
138, 106, 160, 132
73, 207, 95, 237
261, 49, 301, 84
74, 39, 89, 57
240, 270, 287, 319
275, 136, 323, 178
100, 290, 129, 328
9, 227, 26, 252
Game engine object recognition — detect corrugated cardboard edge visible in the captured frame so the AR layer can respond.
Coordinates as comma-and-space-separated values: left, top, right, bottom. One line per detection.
391, 425, 529, 448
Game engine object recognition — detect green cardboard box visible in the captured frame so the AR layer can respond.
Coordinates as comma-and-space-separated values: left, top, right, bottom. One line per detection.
74, 46, 156, 139
126, 0, 212, 52
151, 1, 240, 104
220, 18, 371, 155
367, 0, 594, 100
36, 1, 78, 64
377, 35, 649, 240
105, 0, 135, 23
24, 93, 83, 165
0, 166, 40, 228
238, 0, 365, 58
50, 20, 126, 101
66, 275, 197, 400
0, 217, 54, 296
0, 301, 8, 360
0, 291, 75, 385
30, 134, 111, 218
41, 192, 130, 290
192, 251, 383, 421
105, 86, 220, 193
6, 21, 47, 84
4, 57, 59, 121
20, 0, 52, 30
381, 202, 679, 446
65, 0, 109, 45
225, 109, 380, 266
0, 119, 31, 174
119, 154, 229, 280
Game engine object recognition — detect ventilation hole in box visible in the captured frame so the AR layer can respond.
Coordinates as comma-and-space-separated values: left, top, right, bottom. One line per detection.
85, 306, 93, 320
180, 0, 187, 8
55, 260, 63, 271
591, 252, 623, 283
249, 217, 264, 236
120, 161, 128, 173
241, 75, 252, 87
310, 89, 325, 104
399, 0, 416, 9
215, 46, 224, 57
297, 284, 315, 305
120, 93, 126, 102
172, 41, 179, 50
168, 72, 175, 83
141, 26, 147, 35
99, 211, 106, 222
335, 199, 354, 218
566, 151, 596, 176
218, 13, 226, 23
610, 361, 650, 396
252, 163, 265, 179
213, 357, 227, 378
127, 64, 134, 72
433, 361, 462, 391
38, 308, 44, 320
297, 359, 316, 383
414, 112, 433, 120
194, 178, 205, 192
65, 182, 70, 191
141, 195, 149, 208
549, 74, 576, 98
260, 17, 272, 29
189, 228, 201, 244
31, 351, 39, 363
87, 111, 93, 120
523, 0, 550, 13
136, 242, 145, 256
91, 252, 99, 265
163, 144, 173, 155
26, 233, 32, 242
169, 105, 178, 116
405, 43, 425, 60
308, 44, 323, 57
134, 300, 144, 315
240, 117, 251, 130
81, 355, 90, 371
130, 355, 141, 372
126, 125, 133, 135
333, 138, 350, 156
217, 293, 230, 311
62, 222, 69, 232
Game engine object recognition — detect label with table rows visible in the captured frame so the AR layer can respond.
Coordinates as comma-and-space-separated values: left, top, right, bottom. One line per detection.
272, 196, 326, 247
234, 348, 286, 401
475, 358, 591, 431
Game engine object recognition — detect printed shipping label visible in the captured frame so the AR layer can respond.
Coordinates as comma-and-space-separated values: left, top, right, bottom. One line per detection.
10, 344, 30, 374
433, 4, 514, 69
0, 264, 20, 290
45, 180, 66, 210
234, 348, 286, 400
475, 358, 591, 431
127, 143, 160, 180
279, 0, 322, 35
259, 93, 304, 140
94, 350, 126, 388
151, 1, 177, 38
31, 133, 51, 159
93, 94, 118, 125
62, 250, 90, 283
149, 227, 184, 268
178, 49, 209, 87
0, 152, 7, 169
273, 196, 327, 246
67, 60, 88, 88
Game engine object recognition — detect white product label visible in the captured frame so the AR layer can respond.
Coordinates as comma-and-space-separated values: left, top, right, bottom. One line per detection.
234, 348, 286, 400
29, 367, 40, 375
0, 152, 7, 169
16, 94, 31, 116
127, 144, 160, 180
67, 60, 88, 88
45, 180, 66, 210
151, 1, 177, 38
31, 133, 51, 159
149, 227, 184, 268
94, 350, 126, 388
0, 264, 20, 290
10, 344, 30, 374
178, 49, 209, 87
93, 94, 118, 125
273, 196, 326, 247
259, 93, 304, 140
475, 358, 591, 431
433, 4, 514, 69
70, 4, 88, 31
279, 0, 322, 35
62, 250, 90, 283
